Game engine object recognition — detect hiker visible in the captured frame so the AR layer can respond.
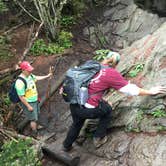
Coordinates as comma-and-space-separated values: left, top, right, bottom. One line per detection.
62, 51, 166, 151
15, 61, 52, 137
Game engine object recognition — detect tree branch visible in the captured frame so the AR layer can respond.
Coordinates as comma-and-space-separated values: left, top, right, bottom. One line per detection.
16, 0, 41, 23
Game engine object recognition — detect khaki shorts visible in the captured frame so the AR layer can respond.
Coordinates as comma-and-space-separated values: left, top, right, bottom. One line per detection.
21, 101, 40, 121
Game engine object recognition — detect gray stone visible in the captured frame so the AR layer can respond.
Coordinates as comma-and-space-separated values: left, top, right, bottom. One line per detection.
111, 4, 137, 20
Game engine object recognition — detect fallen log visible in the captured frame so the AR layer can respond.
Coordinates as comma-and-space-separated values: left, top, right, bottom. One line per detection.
42, 146, 80, 166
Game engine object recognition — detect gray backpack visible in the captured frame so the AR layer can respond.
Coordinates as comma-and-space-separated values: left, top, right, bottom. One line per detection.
62, 60, 104, 105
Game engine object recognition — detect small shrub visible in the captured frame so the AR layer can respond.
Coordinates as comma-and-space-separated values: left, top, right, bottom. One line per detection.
30, 39, 47, 56
30, 31, 73, 56
0, 36, 6, 45
70, 0, 87, 17
129, 63, 144, 77
60, 16, 76, 29
156, 125, 166, 131
3, 94, 11, 106
0, 138, 41, 166
58, 30, 73, 48
93, 49, 111, 61
151, 109, 166, 118
0, 0, 8, 13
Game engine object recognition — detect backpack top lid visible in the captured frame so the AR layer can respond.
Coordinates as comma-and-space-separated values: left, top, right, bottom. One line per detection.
8, 77, 27, 103
62, 60, 102, 104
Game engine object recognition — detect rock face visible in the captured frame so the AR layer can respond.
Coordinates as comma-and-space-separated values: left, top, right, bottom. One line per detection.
83, 0, 166, 50
134, 0, 166, 16
71, 22, 166, 166
81, 131, 166, 166
110, 22, 166, 132
49, 1, 166, 165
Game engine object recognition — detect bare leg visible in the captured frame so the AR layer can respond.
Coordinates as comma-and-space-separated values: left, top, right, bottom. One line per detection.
30, 121, 37, 131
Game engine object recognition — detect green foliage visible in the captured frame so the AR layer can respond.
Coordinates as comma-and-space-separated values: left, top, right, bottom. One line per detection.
0, 35, 13, 61
30, 39, 64, 56
70, 0, 87, 17
58, 30, 73, 48
0, 0, 8, 13
129, 63, 144, 77
93, 49, 111, 61
156, 125, 166, 131
98, 35, 107, 47
30, 31, 73, 56
0, 35, 10, 45
2, 94, 11, 106
125, 124, 141, 133
136, 110, 144, 123
60, 15, 76, 29
0, 138, 41, 166
151, 109, 166, 118
94, 27, 108, 48
30, 39, 46, 55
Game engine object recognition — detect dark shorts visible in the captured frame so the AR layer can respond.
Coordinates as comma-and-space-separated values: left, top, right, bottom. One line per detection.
21, 101, 40, 121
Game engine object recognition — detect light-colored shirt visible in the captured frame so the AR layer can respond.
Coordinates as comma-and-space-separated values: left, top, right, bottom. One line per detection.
15, 74, 38, 102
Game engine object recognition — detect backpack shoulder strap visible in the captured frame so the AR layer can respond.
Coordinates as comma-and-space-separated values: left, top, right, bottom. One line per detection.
17, 77, 27, 89
100, 64, 110, 69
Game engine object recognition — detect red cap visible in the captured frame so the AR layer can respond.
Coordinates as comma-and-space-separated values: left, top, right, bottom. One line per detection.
19, 61, 34, 72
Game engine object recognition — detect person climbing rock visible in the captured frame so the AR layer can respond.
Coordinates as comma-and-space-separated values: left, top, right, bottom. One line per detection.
15, 61, 52, 138
62, 51, 166, 151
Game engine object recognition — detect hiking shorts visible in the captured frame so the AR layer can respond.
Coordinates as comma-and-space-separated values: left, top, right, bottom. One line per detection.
21, 101, 40, 121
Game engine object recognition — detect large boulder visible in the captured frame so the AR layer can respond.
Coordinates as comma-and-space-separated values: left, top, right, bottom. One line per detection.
109, 22, 166, 133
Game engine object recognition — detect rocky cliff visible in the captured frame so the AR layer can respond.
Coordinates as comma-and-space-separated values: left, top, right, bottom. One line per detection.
64, 1, 166, 165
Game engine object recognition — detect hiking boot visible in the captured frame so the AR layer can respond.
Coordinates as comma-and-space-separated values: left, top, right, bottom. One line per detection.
93, 136, 108, 148
75, 136, 86, 146
31, 130, 42, 140
62, 146, 73, 152
31, 130, 38, 138
37, 125, 45, 130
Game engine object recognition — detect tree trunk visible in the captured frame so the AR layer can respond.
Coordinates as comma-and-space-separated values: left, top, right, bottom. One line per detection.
33, 0, 68, 41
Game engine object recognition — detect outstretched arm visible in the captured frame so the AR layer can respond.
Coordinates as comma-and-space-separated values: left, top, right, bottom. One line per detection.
119, 83, 166, 96
138, 86, 166, 96
35, 73, 52, 81
35, 66, 53, 81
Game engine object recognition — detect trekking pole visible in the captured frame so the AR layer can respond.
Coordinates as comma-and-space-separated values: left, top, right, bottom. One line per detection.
46, 66, 54, 117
